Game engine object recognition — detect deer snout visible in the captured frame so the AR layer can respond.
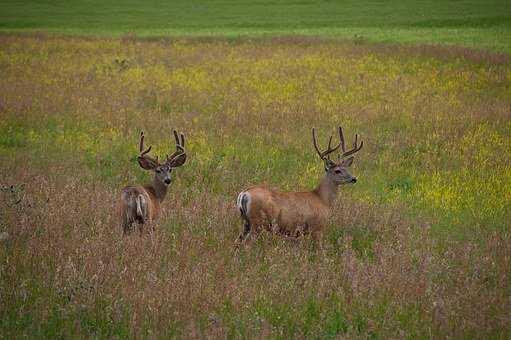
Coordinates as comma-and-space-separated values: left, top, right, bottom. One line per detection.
351, 177, 357, 183
164, 178, 171, 185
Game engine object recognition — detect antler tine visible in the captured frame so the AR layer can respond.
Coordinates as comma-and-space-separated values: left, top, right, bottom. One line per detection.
139, 131, 153, 157
166, 130, 186, 165
137, 131, 160, 168
172, 130, 185, 150
312, 127, 341, 161
173, 130, 180, 146
312, 128, 323, 158
139, 131, 144, 153
341, 133, 363, 158
338, 126, 346, 153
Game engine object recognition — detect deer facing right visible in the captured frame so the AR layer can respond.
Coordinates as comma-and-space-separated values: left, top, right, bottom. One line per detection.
235, 126, 363, 246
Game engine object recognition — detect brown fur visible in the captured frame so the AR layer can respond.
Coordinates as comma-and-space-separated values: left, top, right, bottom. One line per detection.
119, 180, 167, 234
236, 176, 341, 245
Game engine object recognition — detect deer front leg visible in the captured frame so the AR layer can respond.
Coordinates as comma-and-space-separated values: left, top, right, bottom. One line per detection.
310, 223, 325, 250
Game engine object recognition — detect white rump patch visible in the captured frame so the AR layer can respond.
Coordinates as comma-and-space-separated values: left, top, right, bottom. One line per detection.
236, 191, 251, 215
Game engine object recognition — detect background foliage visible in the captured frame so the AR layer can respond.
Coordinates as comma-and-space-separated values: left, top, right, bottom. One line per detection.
1, 0, 511, 52
0, 34, 509, 338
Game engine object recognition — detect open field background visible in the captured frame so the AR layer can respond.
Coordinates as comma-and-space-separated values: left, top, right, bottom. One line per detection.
1, 0, 511, 53
0, 34, 510, 338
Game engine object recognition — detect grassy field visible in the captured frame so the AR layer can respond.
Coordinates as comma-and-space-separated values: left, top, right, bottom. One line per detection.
1, 0, 511, 52
0, 34, 510, 338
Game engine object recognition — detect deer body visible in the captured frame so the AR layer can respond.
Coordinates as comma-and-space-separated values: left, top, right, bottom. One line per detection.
237, 178, 336, 238
119, 181, 167, 230
236, 126, 362, 246
119, 131, 186, 234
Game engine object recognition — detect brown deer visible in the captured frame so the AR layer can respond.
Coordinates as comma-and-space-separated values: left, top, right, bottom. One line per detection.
235, 126, 363, 246
119, 130, 187, 234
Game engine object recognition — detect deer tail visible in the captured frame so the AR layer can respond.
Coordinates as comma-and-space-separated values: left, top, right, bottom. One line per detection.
236, 191, 251, 222
135, 194, 146, 220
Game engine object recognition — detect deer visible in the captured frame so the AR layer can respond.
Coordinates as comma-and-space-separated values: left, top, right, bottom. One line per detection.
119, 130, 187, 234
235, 126, 363, 247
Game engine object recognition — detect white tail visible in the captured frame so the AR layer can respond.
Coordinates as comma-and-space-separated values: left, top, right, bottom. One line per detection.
135, 194, 145, 219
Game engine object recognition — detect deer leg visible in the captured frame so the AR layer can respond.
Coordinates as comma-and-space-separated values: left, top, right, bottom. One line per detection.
121, 217, 129, 235
311, 228, 324, 250
235, 193, 256, 247
293, 224, 304, 238
145, 216, 155, 234
123, 221, 134, 235
122, 223, 130, 235
137, 216, 150, 235
122, 210, 136, 235
236, 220, 251, 244
235, 208, 252, 247
275, 225, 292, 237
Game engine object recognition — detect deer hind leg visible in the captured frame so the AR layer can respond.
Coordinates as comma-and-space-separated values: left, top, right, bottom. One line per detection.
122, 211, 135, 235
122, 202, 138, 235
120, 192, 135, 235
237, 218, 266, 249
236, 219, 251, 245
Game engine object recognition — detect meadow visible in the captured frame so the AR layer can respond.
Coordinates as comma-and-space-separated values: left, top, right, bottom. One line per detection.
1, 0, 511, 53
0, 33, 509, 338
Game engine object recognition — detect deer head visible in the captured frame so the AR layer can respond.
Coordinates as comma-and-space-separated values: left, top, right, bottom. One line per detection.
137, 130, 187, 186
312, 126, 363, 185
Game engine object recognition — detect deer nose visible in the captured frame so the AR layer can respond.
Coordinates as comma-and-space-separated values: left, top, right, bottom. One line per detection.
164, 178, 171, 185
351, 178, 357, 183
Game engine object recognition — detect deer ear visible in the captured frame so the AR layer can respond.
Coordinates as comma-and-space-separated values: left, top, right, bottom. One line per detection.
138, 157, 158, 170
341, 156, 354, 167
168, 153, 187, 168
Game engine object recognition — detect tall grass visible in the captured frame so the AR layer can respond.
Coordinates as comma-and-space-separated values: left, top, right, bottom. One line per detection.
0, 35, 510, 338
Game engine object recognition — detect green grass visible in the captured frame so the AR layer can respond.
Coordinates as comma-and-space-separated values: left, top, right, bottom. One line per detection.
1, 0, 511, 52
0, 35, 509, 338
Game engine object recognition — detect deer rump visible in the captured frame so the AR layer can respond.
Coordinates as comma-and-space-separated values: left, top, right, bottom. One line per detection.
120, 189, 149, 223
119, 187, 161, 231
237, 186, 329, 237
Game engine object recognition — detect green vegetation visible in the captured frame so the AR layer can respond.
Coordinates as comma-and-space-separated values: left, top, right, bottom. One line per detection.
1, 0, 511, 52
0, 35, 509, 338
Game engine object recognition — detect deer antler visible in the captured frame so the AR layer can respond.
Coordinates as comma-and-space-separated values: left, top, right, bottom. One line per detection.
338, 126, 363, 158
165, 130, 187, 167
312, 127, 341, 162
139, 131, 160, 165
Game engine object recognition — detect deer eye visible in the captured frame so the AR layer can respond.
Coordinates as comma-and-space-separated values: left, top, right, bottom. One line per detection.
156, 169, 161, 173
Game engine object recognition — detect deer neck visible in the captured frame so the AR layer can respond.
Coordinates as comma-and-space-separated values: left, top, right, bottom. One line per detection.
314, 175, 339, 207
146, 178, 168, 202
